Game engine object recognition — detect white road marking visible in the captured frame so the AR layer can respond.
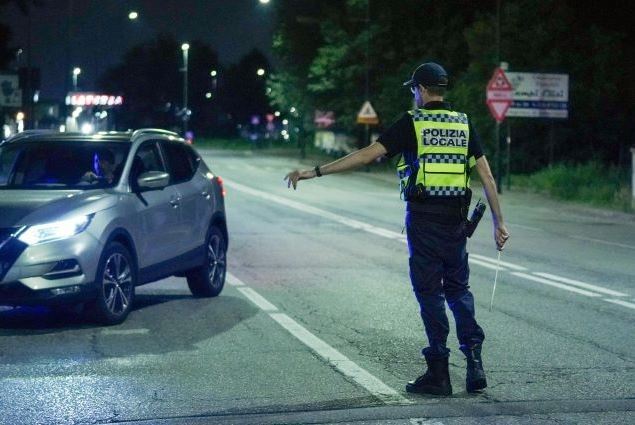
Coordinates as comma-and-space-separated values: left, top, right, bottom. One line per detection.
226, 272, 409, 405
511, 272, 601, 298
236, 287, 278, 312
469, 258, 508, 271
269, 312, 410, 405
533, 273, 628, 297
224, 179, 407, 242
226, 274, 246, 286
470, 253, 527, 271
100, 328, 149, 335
410, 420, 445, 425
225, 180, 632, 307
603, 298, 635, 310
568, 235, 635, 250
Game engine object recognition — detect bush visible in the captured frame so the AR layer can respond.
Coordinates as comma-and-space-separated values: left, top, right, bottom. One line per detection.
515, 162, 632, 212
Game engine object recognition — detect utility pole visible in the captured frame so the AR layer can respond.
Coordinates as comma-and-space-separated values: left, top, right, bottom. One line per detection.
181, 43, 190, 135
495, 0, 503, 193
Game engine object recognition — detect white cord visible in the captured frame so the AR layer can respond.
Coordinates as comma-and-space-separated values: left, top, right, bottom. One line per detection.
489, 250, 501, 312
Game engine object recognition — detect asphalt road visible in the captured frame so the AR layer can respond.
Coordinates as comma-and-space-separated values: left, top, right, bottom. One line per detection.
0, 149, 633, 425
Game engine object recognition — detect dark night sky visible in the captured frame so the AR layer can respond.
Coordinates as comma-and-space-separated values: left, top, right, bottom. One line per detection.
4, 0, 276, 101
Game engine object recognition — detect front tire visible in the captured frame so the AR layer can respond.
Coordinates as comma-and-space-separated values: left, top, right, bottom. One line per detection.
187, 225, 226, 297
88, 241, 136, 325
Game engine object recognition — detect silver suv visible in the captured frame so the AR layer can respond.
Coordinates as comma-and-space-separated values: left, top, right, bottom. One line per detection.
0, 129, 228, 325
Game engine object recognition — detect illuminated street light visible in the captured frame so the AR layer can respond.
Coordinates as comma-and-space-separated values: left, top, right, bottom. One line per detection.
210, 70, 217, 77
282, 119, 289, 125
259, 0, 271, 4
205, 92, 212, 99
72, 67, 81, 91
257, 68, 265, 76
289, 107, 296, 113
128, 11, 138, 20
274, 111, 280, 117
181, 43, 190, 134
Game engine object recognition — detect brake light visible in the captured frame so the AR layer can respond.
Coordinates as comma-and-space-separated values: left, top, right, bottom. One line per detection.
216, 176, 226, 197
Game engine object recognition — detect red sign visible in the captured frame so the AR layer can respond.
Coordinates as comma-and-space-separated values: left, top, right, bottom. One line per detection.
314, 110, 336, 128
486, 68, 513, 122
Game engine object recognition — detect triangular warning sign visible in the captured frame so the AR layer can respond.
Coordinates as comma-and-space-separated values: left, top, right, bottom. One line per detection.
357, 100, 379, 125
487, 68, 513, 91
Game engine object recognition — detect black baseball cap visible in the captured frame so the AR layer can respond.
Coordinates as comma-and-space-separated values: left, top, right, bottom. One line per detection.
403, 62, 449, 88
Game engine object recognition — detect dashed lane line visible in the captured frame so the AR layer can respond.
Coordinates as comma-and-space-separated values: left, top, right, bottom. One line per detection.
534, 272, 628, 297
224, 179, 633, 310
468, 258, 508, 271
470, 253, 527, 271
603, 298, 635, 310
226, 272, 411, 405
100, 328, 150, 336
510, 272, 601, 298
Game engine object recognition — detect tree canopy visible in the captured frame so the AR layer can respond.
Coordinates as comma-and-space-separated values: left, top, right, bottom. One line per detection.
268, 0, 634, 172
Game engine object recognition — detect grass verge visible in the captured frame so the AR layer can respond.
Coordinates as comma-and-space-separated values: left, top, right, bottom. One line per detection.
511, 162, 633, 212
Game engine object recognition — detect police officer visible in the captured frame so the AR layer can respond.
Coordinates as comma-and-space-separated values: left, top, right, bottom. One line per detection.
284, 62, 509, 396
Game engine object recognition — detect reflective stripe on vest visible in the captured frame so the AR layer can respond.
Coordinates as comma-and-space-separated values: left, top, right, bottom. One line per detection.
397, 109, 475, 200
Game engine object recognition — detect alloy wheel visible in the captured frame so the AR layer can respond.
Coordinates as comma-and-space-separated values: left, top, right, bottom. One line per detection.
102, 252, 133, 316
207, 233, 226, 289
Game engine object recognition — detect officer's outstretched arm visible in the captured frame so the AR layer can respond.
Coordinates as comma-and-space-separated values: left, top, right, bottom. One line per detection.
475, 156, 510, 250
284, 142, 388, 190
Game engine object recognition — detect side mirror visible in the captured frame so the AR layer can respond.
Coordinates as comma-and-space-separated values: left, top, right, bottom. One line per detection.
136, 171, 170, 191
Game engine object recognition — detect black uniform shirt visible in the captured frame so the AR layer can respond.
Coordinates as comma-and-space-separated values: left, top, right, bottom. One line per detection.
376, 101, 484, 223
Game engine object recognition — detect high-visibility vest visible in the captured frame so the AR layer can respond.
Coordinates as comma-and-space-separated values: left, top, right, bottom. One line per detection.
397, 109, 476, 200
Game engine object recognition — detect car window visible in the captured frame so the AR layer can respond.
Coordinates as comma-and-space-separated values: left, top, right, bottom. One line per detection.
0, 144, 19, 185
0, 141, 129, 189
162, 142, 198, 184
130, 141, 166, 184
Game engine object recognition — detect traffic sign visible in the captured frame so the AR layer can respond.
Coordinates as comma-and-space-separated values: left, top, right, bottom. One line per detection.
356, 100, 379, 125
486, 68, 513, 122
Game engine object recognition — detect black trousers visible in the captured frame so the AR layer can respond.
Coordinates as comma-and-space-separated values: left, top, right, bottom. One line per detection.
405, 211, 485, 359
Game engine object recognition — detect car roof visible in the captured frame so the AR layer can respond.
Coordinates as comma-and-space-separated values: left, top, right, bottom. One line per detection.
2, 129, 184, 145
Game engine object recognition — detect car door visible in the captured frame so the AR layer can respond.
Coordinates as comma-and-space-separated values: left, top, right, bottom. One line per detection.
129, 140, 181, 269
160, 141, 210, 254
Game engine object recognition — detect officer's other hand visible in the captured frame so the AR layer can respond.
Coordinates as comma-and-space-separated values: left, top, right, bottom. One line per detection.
284, 169, 314, 190
495, 223, 510, 251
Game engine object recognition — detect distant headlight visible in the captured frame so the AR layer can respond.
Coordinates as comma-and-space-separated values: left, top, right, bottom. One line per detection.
18, 215, 93, 245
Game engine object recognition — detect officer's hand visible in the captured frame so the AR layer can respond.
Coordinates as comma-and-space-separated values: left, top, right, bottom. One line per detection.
495, 223, 510, 251
284, 169, 315, 190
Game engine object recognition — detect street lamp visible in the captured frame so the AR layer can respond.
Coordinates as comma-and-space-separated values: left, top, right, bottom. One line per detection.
259, 0, 270, 4
72, 67, 81, 91
128, 11, 138, 20
181, 43, 190, 134
210, 70, 217, 77
257, 68, 265, 76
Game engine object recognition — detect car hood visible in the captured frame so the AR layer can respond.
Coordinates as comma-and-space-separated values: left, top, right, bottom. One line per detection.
0, 189, 118, 228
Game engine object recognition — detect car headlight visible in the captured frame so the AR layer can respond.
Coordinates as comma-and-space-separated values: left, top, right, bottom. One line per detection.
18, 215, 93, 245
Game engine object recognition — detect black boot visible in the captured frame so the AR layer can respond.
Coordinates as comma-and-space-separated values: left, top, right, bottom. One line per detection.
461, 344, 487, 392
406, 355, 452, 395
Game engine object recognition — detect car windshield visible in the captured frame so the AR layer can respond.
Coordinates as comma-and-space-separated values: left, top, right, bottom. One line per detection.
0, 140, 130, 190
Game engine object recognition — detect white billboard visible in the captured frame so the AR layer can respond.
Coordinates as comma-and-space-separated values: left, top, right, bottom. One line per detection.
506, 72, 569, 119
0, 74, 22, 107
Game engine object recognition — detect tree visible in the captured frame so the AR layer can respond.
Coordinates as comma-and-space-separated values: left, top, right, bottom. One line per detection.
269, 0, 634, 170
0, 0, 43, 69
221, 49, 271, 126
98, 34, 221, 135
